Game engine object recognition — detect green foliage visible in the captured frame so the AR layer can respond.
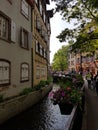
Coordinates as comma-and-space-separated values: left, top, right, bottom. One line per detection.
59, 78, 73, 89
51, 0, 98, 45
19, 88, 33, 95
72, 74, 84, 88
69, 21, 98, 54
34, 79, 52, 91
52, 45, 69, 71
51, 83, 82, 107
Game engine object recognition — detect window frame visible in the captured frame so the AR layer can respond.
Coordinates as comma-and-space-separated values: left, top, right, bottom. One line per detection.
20, 27, 29, 50
41, 67, 46, 77
20, 0, 29, 19
0, 59, 11, 87
0, 11, 11, 42
36, 65, 40, 79
20, 62, 29, 82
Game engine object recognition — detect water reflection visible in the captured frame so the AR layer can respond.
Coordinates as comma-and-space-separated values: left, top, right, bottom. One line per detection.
0, 84, 70, 130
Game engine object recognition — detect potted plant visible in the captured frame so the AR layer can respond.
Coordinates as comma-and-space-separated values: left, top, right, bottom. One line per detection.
49, 75, 83, 115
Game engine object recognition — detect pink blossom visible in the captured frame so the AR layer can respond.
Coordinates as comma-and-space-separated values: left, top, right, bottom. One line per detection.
48, 91, 54, 99
62, 91, 65, 97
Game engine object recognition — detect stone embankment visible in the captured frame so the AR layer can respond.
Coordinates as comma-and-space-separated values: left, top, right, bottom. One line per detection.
0, 85, 52, 124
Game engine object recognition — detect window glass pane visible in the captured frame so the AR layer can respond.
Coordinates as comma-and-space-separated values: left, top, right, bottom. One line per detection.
21, 63, 29, 81
36, 66, 40, 78
0, 60, 10, 85
0, 16, 9, 40
21, 28, 28, 49
23, 30, 28, 48
36, 40, 38, 53
21, 0, 29, 19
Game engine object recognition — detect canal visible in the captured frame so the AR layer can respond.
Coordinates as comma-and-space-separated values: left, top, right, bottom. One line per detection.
0, 84, 71, 130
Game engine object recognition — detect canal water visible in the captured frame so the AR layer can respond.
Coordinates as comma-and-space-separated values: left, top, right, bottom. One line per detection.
0, 84, 71, 130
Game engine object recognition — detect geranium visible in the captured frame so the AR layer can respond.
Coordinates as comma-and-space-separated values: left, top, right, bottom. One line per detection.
49, 73, 84, 109
50, 86, 82, 107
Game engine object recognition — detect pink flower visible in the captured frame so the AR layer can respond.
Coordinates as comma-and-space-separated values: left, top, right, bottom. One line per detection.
48, 91, 54, 99
61, 91, 65, 97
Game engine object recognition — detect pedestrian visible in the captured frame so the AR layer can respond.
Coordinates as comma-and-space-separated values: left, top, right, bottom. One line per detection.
94, 71, 98, 95
90, 72, 94, 89
86, 71, 92, 89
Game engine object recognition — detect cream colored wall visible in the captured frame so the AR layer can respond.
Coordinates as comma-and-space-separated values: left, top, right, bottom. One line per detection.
32, 4, 48, 86
0, 0, 32, 98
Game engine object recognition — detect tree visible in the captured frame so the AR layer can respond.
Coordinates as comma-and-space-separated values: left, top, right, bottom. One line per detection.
52, 0, 98, 43
52, 45, 69, 71
71, 21, 98, 54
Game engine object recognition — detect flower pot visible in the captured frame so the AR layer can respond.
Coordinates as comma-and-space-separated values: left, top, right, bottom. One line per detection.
58, 103, 73, 115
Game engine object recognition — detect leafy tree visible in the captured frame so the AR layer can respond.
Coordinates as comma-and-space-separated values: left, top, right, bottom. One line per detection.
52, 0, 98, 43
52, 45, 69, 71
71, 21, 98, 55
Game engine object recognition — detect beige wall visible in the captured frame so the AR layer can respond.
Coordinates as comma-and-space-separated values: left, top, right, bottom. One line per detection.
0, 0, 32, 97
32, 4, 48, 86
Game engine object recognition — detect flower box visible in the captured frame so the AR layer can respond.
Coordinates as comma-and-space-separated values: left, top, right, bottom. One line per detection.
58, 102, 73, 115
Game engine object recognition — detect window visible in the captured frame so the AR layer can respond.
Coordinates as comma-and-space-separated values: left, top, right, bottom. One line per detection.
39, 1, 42, 15
71, 53, 74, 58
20, 27, 29, 49
42, 47, 44, 56
35, 0, 38, 5
0, 59, 10, 86
0, 12, 11, 41
40, 45, 43, 56
71, 60, 74, 65
44, 48, 46, 58
36, 66, 40, 79
21, 0, 29, 19
21, 63, 29, 82
43, 12, 46, 23
36, 41, 40, 54
77, 58, 80, 64
11, 20, 16, 43
36, 17, 41, 31
41, 67, 45, 77
35, 40, 39, 53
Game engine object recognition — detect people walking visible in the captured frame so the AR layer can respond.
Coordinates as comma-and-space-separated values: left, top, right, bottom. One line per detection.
90, 72, 94, 89
86, 71, 92, 89
94, 71, 98, 95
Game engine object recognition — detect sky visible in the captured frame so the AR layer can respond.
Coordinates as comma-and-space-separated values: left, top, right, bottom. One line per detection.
47, 1, 74, 63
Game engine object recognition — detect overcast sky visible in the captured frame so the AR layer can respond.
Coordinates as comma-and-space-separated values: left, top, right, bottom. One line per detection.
47, 1, 74, 63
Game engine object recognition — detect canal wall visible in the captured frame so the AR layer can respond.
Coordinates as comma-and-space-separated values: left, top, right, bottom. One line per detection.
0, 85, 52, 124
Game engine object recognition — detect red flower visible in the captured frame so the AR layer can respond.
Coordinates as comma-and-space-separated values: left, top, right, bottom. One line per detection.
66, 87, 71, 92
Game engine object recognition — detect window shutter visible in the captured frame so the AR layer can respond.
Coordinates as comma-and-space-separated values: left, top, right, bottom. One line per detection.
28, 32, 32, 49
20, 27, 24, 47
36, 40, 38, 52
36, 17, 41, 31
39, 1, 42, 15
11, 20, 16, 43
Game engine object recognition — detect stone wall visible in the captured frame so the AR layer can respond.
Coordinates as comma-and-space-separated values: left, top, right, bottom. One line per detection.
0, 86, 52, 124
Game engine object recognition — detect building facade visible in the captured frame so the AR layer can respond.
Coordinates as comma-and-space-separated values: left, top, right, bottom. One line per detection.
32, 0, 52, 85
0, 0, 52, 98
0, 0, 33, 98
68, 51, 98, 75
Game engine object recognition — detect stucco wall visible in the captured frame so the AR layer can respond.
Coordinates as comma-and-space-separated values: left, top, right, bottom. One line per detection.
0, 0, 32, 97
